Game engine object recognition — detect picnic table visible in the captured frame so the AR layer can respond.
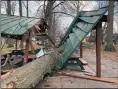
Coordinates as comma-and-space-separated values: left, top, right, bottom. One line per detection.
1, 51, 12, 56
1, 49, 24, 68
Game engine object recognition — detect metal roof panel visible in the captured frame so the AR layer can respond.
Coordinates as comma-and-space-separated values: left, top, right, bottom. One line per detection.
1, 15, 40, 35
79, 16, 100, 24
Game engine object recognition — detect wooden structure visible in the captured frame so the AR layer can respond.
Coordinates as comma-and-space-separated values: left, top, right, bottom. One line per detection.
80, 15, 107, 77
1, 15, 41, 65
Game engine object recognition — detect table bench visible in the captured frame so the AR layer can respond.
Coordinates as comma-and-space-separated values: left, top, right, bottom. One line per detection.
64, 57, 88, 70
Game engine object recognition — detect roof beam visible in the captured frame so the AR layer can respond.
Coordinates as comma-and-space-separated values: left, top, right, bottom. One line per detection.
1, 33, 22, 40
100, 15, 107, 22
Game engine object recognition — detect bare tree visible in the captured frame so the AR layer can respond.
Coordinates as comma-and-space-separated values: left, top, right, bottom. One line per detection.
35, 1, 66, 46
6, 0, 11, 15
95, 1, 118, 46
26, 0, 28, 17
6, 0, 14, 48
19, 0, 22, 16
104, 1, 116, 51
95, 1, 108, 44
19, 0, 24, 49
11, 1, 18, 15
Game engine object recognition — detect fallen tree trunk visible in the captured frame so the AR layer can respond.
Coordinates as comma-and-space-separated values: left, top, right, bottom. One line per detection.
1, 52, 59, 88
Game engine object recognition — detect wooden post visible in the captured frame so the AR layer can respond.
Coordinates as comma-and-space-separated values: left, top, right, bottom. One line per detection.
24, 39, 29, 63
80, 43, 83, 58
29, 38, 35, 53
96, 22, 102, 77
15, 39, 17, 50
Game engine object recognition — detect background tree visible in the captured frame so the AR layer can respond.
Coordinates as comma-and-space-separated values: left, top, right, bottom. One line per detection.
104, 1, 116, 51
35, 1, 65, 46
19, 0, 23, 49
6, 0, 14, 48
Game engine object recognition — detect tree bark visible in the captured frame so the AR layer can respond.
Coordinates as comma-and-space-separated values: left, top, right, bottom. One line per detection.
19, 0, 22, 17
101, 23, 107, 45
26, 0, 28, 17
6, 0, 14, 48
19, 0, 24, 49
104, 1, 116, 51
1, 52, 59, 88
45, 1, 55, 46
6, 0, 11, 15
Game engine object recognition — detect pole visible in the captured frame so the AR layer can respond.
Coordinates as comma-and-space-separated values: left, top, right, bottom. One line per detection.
0, 0, 2, 69
80, 43, 83, 58
24, 39, 29, 64
15, 39, 17, 50
96, 22, 102, 77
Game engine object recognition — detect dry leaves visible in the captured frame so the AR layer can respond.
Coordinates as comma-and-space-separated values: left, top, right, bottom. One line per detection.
83, 48, 118, 61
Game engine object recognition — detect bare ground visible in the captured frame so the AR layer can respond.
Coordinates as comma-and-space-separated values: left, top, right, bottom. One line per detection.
35, 47, 118, 88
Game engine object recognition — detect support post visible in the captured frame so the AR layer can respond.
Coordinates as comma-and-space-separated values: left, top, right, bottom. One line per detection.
80, 43, 83, 58
29, 38, 35, 53
24, 39, 29, 64
96, 22, 102, 77
15, 39, 17, 50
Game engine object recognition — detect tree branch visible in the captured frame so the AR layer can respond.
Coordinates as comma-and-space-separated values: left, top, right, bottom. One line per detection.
52, 11, 75, 18
52, 1, 65, 10
44, 0, 46, 17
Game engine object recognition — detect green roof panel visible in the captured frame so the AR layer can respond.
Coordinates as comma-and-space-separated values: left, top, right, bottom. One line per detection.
69, 33, 79, 47
1, 15, 40, 35
80, 6, 108, 16
76, 22, 93, 32
1, 18, 28, 32
55, 6, 108, 69
79, 16, 100, 24
73, 27, 86, 41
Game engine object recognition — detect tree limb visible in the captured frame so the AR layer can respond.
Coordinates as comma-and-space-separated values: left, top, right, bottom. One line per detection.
52, 11, 75, 18
44, 0, 46, 18
52, 1, 65, 10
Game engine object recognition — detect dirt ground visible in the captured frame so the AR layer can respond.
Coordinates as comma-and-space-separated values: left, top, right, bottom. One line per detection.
35, 47, 118, 88
84, 46, 118, 61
